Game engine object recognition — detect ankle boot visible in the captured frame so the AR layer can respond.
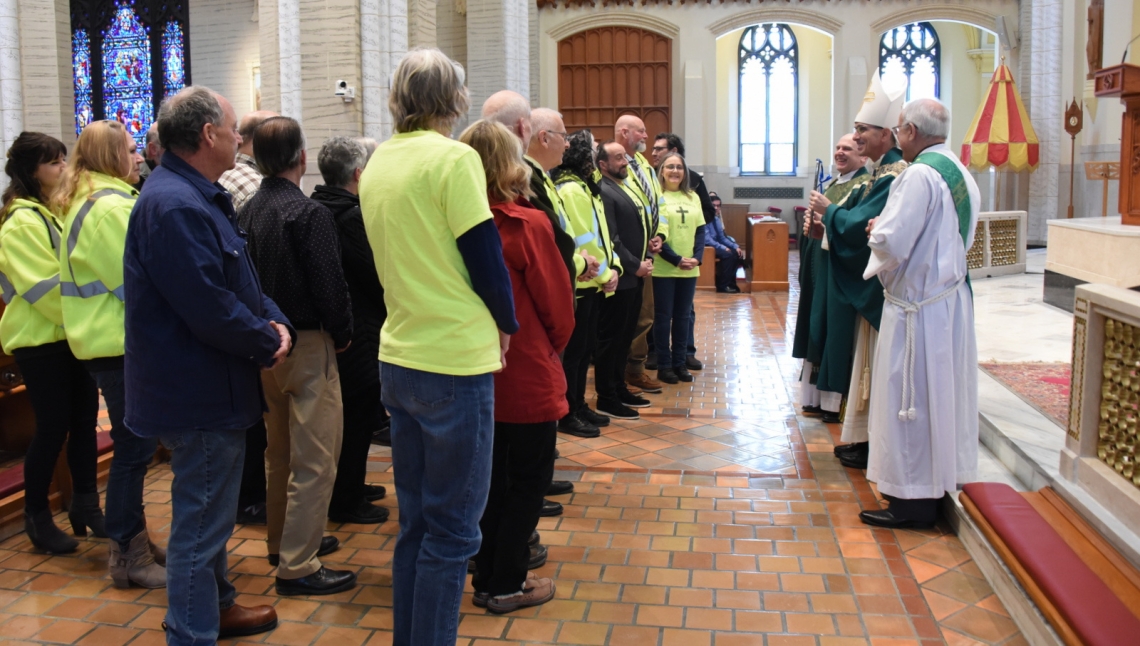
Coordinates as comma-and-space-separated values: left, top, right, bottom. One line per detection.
68, 492, 107, 538
109, 529, 167, 589
25, 509, 79, 554
149, 539, 166, 566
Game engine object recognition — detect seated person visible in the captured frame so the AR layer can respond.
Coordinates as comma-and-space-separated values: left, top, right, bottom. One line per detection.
705, 192, 744, 293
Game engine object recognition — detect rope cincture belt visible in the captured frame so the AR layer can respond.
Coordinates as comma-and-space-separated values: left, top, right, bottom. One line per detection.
882, 275, 966, 422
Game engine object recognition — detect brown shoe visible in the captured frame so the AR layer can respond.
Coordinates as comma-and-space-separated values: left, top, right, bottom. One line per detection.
219, 603, 278, 639
626, 385, 643, 395
486, 577, 556, 614
626, 372, 664, 394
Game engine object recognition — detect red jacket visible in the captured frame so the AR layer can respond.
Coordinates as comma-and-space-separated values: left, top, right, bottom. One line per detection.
492, 198, 575, 423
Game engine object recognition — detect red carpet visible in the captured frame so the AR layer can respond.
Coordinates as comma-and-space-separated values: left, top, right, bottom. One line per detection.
979, 362, 1071, 428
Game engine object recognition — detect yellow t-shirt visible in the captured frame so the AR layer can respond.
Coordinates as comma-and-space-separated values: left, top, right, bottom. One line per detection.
359, 130, 500, 375
653, 190, 703, 279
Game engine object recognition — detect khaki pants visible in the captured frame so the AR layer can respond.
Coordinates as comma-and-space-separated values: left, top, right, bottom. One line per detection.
263, 330, 344, 579
625, 276, 656, 376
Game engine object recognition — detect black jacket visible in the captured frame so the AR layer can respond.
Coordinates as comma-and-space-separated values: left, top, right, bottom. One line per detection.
599, 176, 648, 291
526, 157, 579, 289
690, 172, 717, 225
310, 185, 385, 399
238, 177, 353, 348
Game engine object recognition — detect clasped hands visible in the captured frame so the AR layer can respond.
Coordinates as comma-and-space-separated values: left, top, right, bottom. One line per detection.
266, 321, 292, 369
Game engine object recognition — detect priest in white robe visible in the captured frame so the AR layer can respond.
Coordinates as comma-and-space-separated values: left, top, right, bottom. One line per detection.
860, 98, 979, 529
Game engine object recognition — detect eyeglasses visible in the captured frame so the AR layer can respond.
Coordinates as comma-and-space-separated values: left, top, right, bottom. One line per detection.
890, 122, 911, 136
544, 129, 568, 139
651, 145, 670, 153
662, 164, 685, 171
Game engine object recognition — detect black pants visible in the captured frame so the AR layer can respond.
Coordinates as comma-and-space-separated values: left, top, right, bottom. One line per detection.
652, 277, 698, 369
472, 420, 556, 596
715, 249, 741, 290
329, 384, 382, 514
14, 342, 100, 515
563, 290, 602, 413
594, 286, 641, 403
238, 419, 267, 510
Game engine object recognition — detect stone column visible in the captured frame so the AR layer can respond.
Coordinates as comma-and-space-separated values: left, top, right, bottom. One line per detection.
408, 0, 436, 48
466, 0, 528, 121
1023, 0, 1062, 244
259, 0, 302, 120
0, 0, 23, 180
361, 0, 407, 140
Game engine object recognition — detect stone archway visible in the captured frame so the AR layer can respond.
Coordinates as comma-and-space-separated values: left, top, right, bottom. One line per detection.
556, 26, 671, 142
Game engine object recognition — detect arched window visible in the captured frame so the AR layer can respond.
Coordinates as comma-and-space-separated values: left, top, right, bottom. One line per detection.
739, 24, 798, 175
70, 0, 190, 145
879, 22, 940, 101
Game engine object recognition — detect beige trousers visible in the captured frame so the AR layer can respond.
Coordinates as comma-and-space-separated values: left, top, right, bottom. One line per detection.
625, 276, 656, 376
263, 330, 344, 579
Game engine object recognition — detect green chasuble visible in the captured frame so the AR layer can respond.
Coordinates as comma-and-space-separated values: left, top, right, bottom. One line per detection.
791, 168, 870, 363
814, 148, 907, 394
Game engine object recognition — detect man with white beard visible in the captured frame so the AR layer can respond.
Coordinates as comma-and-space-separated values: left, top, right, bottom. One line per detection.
859, 98, 979, 529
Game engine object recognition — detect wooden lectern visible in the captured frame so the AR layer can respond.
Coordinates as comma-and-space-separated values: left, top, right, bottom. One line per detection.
746, 215, 789, 291
1094, 64, 1140, 225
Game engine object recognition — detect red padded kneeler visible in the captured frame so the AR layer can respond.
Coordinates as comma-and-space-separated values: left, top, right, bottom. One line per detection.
962, 482, 1140, 646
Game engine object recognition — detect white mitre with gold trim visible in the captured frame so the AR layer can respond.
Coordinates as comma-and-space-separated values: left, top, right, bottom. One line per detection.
854, 71, 907, 128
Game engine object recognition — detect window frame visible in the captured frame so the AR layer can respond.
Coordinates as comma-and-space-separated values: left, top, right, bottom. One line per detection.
878, 22, 941, 101
738, 23, 799, 177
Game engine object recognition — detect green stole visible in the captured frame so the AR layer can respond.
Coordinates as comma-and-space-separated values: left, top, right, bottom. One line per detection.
911, 150, 973, 290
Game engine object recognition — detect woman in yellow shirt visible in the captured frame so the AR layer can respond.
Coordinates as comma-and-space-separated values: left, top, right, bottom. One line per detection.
652, 152, 706, 384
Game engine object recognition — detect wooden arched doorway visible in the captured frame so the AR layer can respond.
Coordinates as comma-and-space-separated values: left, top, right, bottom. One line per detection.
557, 26, 671, 142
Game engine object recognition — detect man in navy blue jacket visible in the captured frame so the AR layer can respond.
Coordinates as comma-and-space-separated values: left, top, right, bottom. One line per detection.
124, 86, 292, 645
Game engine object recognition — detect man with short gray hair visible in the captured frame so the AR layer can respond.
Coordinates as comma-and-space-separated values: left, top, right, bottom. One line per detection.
239, 118, 357, 596
218, 110, 277, 211
125, 85, 288, 643
310, 136, 391, 524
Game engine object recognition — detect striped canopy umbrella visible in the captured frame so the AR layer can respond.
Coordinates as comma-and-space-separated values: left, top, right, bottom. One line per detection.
960, 63, 1040, 172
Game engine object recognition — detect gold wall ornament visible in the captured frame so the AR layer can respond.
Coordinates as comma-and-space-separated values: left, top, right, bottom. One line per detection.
1098, 315, 1140, 491
1070, 308, 1088, 441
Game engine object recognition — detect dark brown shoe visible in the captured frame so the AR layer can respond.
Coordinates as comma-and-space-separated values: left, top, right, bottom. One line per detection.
218, 603, 278, 638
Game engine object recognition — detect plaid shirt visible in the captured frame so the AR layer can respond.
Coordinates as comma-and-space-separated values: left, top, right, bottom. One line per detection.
218, 153, 263, 212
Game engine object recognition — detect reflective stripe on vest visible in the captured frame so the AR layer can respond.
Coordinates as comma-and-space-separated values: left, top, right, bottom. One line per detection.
61, 188, 132, 301
0, 272, 15, 304
1, 207, 63, 305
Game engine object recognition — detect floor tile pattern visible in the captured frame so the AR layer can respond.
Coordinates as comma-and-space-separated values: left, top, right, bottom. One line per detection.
0, 253, 1026, 645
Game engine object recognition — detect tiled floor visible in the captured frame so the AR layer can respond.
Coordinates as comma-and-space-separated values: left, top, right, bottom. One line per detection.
0, 255, 1026, 645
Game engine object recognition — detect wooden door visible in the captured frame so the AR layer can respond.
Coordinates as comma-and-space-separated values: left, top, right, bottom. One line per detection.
557, 27, 671, 142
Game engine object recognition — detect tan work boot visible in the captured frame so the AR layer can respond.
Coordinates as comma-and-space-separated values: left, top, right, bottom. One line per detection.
626, 372, 664, 394
109, 529, 167, 589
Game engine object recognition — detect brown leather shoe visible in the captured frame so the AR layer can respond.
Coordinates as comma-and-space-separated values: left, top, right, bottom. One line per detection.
626, 385, 643, 395
626, 372, 664, 394
218, 603, 278, 639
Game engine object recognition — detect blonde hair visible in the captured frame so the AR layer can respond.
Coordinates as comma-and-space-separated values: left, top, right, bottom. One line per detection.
389, 48, 470, 134
459, 120, 532, 205
51, 120, 133, 214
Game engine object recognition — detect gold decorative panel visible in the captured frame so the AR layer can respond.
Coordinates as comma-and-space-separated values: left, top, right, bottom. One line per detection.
988, 219, 1019, 267
966, 223, 986, 270
1098, 316, 1140, 489
1069, 313, 1086, 440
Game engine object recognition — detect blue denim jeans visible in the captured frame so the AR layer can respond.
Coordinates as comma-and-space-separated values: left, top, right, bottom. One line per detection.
652, 277, 698, 369
381, 362, 494, 646
91, 367, 157, 550
159, 427, 246, 646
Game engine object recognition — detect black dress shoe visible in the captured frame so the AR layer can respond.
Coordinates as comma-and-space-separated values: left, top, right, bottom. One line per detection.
685, 355, 703, 371
329, 500, 390, 524
725, 285, 741, 294
618, 391, 651, 408
579, 406, 610, 427
269, 536, 340, 566
554, 449, 561, 459
275, 566, 357, 596
528, 543, 548, 569
558, 413, 600, 438
371, 425, 391, 447
645, 356, 658, 371
235, 503, 267, 526
547, 481, 574, 496
657, 368, 679, 384
858, 509, 935, 530
833, 442, 868, 458
675, 366, 694, 382
539, 499, 563, 517
801, 405, 823, 417
838, 453, 868, 469
596, 399, 639, 420
821, 411, 841, 424
363, 484, 387, 501
529, 530, 540, 547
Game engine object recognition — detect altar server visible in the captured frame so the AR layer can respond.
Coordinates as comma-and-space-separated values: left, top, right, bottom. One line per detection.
860, 98, 979, 529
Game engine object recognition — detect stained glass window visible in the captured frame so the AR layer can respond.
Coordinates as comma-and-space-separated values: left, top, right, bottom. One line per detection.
739, 24, 798, 175
880, 23, 940, 101
162, 21, 185, 98
69, 0, 190, 143
72, 29, 93, 137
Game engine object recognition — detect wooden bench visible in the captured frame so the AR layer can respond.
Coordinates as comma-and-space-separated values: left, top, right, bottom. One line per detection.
961, 482, 1140, 645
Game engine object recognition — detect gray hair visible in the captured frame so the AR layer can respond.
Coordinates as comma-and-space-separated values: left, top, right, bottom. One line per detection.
356, 137, 379, 162
389, 48, 469, 134
157, 86, 225, 153
318, 136, 368, 187
529, 108, 563, 143
901, 98, 950, 139
482, 91, 531, 129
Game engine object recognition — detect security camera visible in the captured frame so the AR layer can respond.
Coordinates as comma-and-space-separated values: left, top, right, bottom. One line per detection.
334, 80, 355, 102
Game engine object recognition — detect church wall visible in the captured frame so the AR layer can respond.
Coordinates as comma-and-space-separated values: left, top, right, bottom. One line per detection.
16, 0, 70, 145
436, 0, 467, 71
189, 0, 260, 119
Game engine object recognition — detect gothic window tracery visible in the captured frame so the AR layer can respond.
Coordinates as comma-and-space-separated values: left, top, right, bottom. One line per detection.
70, 0, 190, 144
879, 22, 940, 101
739, 24, 797, 175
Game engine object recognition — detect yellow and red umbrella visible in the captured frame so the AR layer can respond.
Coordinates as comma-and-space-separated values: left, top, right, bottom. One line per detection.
960, 63, 1039, 172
